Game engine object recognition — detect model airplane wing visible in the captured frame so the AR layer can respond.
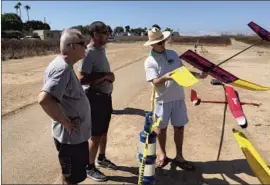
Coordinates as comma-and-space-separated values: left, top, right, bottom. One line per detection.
233, 129, 270, 185
225, 86, 247, 128
248, 21, 270, 42
179, 50, 270, 91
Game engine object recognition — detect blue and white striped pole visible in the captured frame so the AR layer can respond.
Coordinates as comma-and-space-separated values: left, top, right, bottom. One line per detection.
138, 131, 157, 184
138, 111, 157, 185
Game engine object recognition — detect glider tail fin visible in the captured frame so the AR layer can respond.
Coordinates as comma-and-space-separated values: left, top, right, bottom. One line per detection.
191, 89, 200, 105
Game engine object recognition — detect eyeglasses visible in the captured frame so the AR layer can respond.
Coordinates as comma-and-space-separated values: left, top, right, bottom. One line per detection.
99, 30, 109, 35
68, 41, 86, 48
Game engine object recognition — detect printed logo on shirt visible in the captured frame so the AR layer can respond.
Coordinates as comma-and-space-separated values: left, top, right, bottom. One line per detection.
168, 59, 174, 64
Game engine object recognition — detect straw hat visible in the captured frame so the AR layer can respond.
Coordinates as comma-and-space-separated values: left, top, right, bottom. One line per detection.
144, 27, 171, 46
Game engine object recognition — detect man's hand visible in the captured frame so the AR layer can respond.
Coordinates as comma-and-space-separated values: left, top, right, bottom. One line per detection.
191, 71, 208, 79
152, 71, 174, 86
61, 118, 79, 135
162, 71, 174, 81
77, 72, 112, 85
199, 72, 208, 79
105, 72, 115, 83
38, 92, 79, 136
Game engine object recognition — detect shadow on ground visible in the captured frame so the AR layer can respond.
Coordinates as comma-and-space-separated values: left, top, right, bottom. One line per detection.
108, 158, 255, 185
112, 107, 146, 117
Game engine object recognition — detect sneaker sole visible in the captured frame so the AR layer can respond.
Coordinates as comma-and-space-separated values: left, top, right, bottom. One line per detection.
87, 174, 107, 182
96, 163, 118, 171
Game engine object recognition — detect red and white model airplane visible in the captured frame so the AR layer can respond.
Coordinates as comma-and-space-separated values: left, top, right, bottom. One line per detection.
191, 79, 261, 128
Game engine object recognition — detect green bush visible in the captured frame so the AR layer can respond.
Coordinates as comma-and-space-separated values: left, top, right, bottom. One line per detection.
1, 13, 23, 31
2, 30, 24, 39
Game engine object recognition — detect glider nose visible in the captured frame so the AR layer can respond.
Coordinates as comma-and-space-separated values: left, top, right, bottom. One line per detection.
191, 89, 200, 105
236, 116, 248, 128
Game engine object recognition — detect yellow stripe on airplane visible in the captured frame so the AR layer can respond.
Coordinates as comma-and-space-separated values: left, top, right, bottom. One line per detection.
231, 79, 270, 91
233, 129, 270, 185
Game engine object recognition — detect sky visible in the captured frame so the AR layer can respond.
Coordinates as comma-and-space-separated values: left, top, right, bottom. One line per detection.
2, 1, 270, 36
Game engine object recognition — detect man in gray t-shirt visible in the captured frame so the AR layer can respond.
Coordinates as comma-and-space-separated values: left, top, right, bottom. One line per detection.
79, 44, 113, 94
77, 21, 116, 182
38, 29, 91, 184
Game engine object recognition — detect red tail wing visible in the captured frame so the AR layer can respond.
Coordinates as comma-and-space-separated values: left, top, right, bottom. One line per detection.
191, 89, 199, 104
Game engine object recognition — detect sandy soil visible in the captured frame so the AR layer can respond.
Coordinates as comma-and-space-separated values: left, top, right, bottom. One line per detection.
1, 43, 148, 116
79, 41, 270, 185
2, 41, 270, 184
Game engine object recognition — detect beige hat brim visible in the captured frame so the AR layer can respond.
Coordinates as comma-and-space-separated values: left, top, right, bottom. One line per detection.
144, 31, 171, 46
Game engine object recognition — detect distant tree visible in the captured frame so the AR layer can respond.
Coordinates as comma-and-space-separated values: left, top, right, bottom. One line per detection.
23, 20, 51, 31
152, 24, 161, 30
114, 26, 124, 34
14, 5, 19, 15
2, 13, 23, 31
43, 22, 50, 30
144, 27, 148, 36
125, 25, 130, 33
84, 25, 90, 33
71, 25, 89, 35
107, 25, 113, 35
164, 27, 173, 32
16, 2, 22, 18
132, 27, 146, 36
2, 30, 24, 39
24, 5, 31, 21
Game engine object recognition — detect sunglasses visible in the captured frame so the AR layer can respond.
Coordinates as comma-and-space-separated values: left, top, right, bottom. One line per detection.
68, 41, 86, 48
157, 40, 166, 45
98, 30, 109, 35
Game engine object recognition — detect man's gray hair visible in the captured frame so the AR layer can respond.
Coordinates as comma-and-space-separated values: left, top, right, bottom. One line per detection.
60, 28, 83, 53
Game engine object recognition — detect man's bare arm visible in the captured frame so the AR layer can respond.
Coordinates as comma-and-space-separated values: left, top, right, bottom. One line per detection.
38, 92, 74, 134
77, 72, 112, 85
151, 72, 173, 86
38, 91, 68, 123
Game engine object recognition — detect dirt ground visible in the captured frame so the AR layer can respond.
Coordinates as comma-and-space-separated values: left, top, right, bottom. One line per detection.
1, 43, 149, 116
2, 40, 270, 184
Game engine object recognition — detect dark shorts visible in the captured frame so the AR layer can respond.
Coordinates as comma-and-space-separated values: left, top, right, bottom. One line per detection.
54, 138, 89, 184
86, 90, 113, 136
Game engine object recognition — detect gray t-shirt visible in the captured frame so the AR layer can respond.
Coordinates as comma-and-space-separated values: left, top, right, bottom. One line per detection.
41, 55, 92, 144
144, 49, 185, 103
78, 44, 113, 94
